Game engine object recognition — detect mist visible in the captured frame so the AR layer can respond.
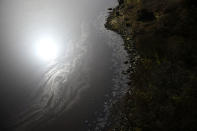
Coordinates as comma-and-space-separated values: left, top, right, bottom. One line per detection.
0, 0, 129, 130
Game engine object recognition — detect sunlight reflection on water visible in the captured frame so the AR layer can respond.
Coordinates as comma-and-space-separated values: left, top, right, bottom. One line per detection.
11, 22, 91, 130
0, 0, 130, 130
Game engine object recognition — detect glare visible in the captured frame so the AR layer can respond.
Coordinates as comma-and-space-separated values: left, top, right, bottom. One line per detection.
35, 37, 60, 62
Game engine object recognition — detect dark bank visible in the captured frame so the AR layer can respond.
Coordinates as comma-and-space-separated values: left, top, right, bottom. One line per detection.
106, 0, 197, 130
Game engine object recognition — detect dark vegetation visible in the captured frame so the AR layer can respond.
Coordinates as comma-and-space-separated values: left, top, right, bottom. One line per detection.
105, 0, 197, 130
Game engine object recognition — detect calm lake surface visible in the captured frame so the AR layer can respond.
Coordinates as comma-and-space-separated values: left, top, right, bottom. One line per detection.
0, 0, 129, 130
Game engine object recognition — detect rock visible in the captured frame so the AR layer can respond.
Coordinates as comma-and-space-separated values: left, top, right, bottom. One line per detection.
118, 0, 124, 5
124, 61, 129, 64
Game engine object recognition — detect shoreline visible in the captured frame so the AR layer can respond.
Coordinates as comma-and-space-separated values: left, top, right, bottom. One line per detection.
105, 0, 197, 130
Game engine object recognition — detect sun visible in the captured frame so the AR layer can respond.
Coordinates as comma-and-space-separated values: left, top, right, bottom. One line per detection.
35, 37, 60, 62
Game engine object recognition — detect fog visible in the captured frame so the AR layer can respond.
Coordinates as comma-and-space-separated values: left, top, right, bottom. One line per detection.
0, 0, 129, 130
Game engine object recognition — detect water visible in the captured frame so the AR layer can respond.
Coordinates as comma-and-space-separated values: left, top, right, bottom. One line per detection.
0, 0, 130, 131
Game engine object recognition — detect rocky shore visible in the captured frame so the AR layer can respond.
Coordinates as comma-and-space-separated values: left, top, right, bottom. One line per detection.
105, 0, 197, 130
